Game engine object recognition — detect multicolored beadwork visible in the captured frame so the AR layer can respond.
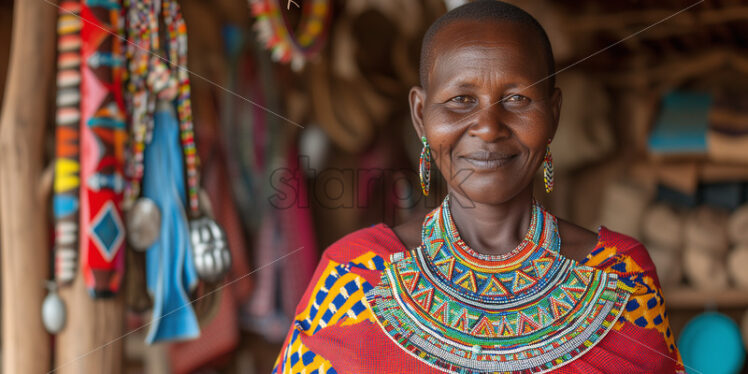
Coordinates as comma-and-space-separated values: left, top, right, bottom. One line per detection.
543, 140, 553, 194
123, 0, 157, 208
123, 0, 200, 217
54, 0, 82, 285
419, 136, 431, 197
248, 0, 332, 71
365, 195, 632, 373
163, 0, 200, 216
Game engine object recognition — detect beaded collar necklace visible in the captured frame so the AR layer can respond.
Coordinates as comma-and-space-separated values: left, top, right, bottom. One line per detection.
366, 195, 632, 373
439, 194, 558, 262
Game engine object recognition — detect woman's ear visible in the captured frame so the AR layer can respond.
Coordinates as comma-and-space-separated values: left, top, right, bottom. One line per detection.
409, 86, 426, 139
550, 87, 562, 137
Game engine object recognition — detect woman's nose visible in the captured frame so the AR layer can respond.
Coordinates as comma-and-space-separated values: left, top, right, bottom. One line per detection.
467, 102, 511, 142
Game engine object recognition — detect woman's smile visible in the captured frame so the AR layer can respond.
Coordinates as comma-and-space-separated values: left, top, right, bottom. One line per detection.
459, 150, 518, 170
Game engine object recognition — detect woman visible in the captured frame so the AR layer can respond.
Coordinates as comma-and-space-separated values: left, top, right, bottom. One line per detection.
273, 1, 685, 373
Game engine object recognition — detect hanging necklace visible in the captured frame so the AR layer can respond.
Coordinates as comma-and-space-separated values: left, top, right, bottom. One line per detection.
366, 195, 633, 374
248, 0, 332, 71
440, 194, 557, 262
124, 0, 199, 216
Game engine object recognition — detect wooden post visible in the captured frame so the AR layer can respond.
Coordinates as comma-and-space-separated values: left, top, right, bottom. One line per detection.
54, 277, 124, 373
0, 0, 57, 373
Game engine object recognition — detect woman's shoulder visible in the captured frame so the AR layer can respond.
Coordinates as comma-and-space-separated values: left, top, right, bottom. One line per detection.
582, 226, 661, 289
584, 227, 654, 267
586, 230, 682, 360
321, 223, 406, 266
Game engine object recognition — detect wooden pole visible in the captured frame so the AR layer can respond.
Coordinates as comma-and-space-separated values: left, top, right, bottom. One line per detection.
54, 277, 124, 373
0, 0, 57, 373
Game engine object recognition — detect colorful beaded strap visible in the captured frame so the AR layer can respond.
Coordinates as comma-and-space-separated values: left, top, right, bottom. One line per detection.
54, 0, 83, 286
366, 196, 633, 373
79, 0, 127, 297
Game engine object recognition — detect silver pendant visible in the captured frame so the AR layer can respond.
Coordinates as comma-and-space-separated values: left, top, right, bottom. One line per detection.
189, 216, 232, 283
126, 197, 162, 251
42, 281, 66, 334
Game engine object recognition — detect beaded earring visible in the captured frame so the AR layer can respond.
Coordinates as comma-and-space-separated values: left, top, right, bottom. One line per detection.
543, 140, 554, 193
419, 136, 431, 196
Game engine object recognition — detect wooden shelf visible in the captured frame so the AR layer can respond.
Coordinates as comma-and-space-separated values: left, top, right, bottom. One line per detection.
664, 288, 748, 309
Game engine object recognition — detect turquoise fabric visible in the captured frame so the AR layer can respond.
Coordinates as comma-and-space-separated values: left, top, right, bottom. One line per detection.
143, 102, 200, 344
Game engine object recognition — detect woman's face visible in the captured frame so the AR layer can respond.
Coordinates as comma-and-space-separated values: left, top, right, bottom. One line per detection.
410, 20, 561, 206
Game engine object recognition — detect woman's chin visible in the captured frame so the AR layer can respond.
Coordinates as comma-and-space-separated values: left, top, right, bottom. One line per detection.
449, 182, 528, 207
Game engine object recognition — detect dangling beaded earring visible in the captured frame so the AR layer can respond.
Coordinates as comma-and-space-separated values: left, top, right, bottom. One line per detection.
419, 136, 431, 196
543, 139, 554, 193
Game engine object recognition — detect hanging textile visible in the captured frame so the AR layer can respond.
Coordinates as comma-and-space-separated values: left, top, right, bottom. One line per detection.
143, 102, 200, 343
248, 0, 332, 71
167, 23, 254, 366
245, 141, 318, 341
217, 28, 315, 340
79, 0, 127, 297
277, 145, 318, 317
54, 0, 82, 286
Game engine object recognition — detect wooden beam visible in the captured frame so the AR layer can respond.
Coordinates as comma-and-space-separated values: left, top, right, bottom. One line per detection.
0, 0, 57, 373
600, 49, 748, 89
565, 6, 748, 33
664, 288, 748, 309
54, 277, 124, 374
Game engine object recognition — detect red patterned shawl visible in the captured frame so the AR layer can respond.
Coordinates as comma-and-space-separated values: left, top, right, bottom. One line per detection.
272, 224, 685, 374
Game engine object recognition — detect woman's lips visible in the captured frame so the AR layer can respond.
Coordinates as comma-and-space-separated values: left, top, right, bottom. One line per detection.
459, 151, 517, 169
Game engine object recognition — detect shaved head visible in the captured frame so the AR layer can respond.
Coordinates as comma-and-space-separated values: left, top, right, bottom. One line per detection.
419, 0, 555, 92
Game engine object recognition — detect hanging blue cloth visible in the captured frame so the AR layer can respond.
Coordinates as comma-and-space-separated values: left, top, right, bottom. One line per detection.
143, 101, 200, 344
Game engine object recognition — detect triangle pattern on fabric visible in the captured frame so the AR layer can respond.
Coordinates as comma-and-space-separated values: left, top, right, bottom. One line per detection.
532, 257, 553, 278
516, 311, 540, 335
455, 269, 478, 293
400, 271, 420, 293
433, 257, 456, 281
412, 287, 434, 311
496, 315, 516, 337
537, 305, 553, 325
574, 267, 593, 286
549, 296, 573, 319
480, 275, 511, 297
560, 284, 586, 304
432, 301, 449, 324
512, 270, 537, 294
471, 315, 495, 338
451, 308, 470, 332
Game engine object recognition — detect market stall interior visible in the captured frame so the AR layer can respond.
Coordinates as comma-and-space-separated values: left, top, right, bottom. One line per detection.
0, 0, 747, 373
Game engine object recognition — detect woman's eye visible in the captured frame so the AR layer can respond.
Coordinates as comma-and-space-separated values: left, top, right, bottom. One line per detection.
449, 96, 475, 104
504, 94, 529, 103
